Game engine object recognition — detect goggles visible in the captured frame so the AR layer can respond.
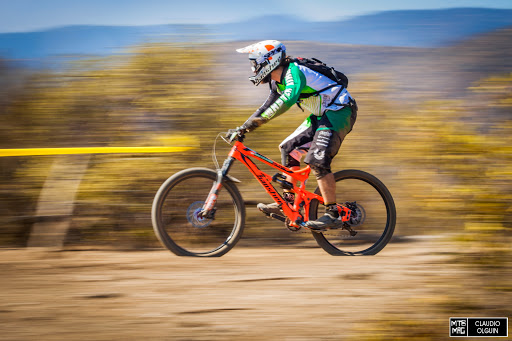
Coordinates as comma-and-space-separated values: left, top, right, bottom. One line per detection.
250, 59, 268, 73
250, 59, 258, 72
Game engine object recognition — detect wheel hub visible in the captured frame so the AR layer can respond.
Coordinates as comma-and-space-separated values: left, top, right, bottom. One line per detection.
186, 201, 212, 228
346, 201, 366, 227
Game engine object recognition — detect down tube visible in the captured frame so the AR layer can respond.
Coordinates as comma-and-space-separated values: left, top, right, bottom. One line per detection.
234, 152, 287, 207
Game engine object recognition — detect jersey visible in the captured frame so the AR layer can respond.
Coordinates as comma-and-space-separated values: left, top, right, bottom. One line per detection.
244, 61, 354, 132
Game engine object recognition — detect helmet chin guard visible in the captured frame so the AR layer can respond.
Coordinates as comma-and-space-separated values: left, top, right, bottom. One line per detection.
236, 40, 286, 86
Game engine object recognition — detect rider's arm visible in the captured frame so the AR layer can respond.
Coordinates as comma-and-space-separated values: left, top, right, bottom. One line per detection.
242, 63, 306, 131
242, 82, 280, 131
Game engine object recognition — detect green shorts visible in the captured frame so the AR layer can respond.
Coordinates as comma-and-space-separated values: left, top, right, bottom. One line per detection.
279, 106, 357, 171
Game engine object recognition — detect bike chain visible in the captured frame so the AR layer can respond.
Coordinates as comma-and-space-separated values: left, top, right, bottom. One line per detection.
270, 203, 356, 238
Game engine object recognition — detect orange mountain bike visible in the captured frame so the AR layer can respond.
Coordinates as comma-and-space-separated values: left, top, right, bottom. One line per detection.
152, 130, 396, 257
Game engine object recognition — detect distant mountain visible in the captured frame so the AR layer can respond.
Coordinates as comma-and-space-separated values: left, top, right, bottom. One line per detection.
0, 25, 193, 60
313, 8, 512, 46
215, 8, 512, 47
1, 8, 512, 63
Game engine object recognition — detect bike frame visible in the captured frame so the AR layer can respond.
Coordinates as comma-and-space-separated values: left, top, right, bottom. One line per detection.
202, 137, 352, 227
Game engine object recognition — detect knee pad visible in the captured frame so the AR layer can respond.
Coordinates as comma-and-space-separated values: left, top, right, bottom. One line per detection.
310, 164, 331, 180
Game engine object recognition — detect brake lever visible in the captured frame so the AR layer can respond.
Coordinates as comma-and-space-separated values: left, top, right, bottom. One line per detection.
224, 128, 246, 144
221, 134, 232, 144
222, 130, 237, 144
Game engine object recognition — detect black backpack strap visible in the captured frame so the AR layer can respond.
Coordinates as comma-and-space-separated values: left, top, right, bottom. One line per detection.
298, 83, 339, 99
327, 84, 346, 107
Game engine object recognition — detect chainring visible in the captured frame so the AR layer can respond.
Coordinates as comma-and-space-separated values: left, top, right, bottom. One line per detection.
285, 218, 302, 231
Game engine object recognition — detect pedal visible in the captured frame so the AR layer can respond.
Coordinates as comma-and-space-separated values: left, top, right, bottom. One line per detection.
269, 213, 286, 222
258, 208, 272, 218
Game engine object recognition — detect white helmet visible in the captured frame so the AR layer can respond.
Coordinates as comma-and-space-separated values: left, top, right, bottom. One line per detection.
236, 40, 286, 85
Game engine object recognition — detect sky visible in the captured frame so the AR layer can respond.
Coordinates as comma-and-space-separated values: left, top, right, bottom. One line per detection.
1, 0, 512, 33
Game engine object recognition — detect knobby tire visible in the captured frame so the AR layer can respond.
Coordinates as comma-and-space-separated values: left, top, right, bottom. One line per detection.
310, 169, 396, 255
152, 168, 245, 257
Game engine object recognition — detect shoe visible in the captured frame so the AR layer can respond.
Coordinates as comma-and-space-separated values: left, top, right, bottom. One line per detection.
305, 212, 342, 230
257, 192, 295, 217
257, 202, 282, 216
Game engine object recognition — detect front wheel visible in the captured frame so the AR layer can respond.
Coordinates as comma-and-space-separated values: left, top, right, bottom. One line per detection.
152, 168, 245, 257
310, 169, 396, 255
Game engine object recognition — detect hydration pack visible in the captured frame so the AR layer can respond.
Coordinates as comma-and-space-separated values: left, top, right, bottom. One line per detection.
293, 57, 348, 95
292, 57, 349, 108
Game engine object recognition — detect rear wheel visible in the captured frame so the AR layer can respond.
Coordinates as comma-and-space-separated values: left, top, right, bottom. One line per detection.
310, 169, 396, 255
152, 168, 245, 257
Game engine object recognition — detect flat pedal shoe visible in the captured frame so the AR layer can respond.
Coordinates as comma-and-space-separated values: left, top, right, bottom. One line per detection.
257, 202, 282, 216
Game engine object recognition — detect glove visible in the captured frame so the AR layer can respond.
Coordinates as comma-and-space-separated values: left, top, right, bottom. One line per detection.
226, 126, 247, 142
242, 117, 265, 132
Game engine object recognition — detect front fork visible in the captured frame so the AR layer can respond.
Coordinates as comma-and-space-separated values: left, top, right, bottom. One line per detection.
200, 157, 235, 219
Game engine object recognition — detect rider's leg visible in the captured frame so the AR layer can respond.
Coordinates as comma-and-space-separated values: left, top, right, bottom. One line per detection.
282, 151, 303, 186
317, 172, 335, 204
306, 164, 341, 228
258, 119, 315, 217
305, 107, 357, 229
280, 122, 312, 187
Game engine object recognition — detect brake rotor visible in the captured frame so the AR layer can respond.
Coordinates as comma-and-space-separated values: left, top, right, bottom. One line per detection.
347, 202, 366, 227
186, 201, 212, 228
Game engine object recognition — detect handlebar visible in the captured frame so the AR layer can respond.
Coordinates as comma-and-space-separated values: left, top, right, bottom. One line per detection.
226, 127, 247, 143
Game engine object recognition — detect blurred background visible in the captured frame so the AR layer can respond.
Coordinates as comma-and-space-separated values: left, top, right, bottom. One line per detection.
0, 0, 511, 339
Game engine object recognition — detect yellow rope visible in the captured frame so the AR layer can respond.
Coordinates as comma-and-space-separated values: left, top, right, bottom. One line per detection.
0, 146, 194, 157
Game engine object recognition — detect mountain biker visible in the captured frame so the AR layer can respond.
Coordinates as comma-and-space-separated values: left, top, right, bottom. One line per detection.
234, 40, 357, 230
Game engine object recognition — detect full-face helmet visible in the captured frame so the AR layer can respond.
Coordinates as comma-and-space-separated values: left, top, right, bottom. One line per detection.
236, 40, 286, 85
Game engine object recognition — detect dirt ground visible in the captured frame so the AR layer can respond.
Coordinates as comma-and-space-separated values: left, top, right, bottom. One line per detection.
0, 237, 476, 340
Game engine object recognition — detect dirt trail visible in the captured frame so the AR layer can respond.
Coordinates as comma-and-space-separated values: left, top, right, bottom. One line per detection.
1, 238, 466, 340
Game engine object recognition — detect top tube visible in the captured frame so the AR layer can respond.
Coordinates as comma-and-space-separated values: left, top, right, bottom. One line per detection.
230, 140, 311, 183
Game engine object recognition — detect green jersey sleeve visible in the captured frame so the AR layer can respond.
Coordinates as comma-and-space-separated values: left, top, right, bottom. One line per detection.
260, 63, 306, 121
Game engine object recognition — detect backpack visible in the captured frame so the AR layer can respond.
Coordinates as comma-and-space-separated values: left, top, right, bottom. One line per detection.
293, 57, 349, 99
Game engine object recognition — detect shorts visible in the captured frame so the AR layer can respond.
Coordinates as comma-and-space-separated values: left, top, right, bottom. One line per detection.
279, 106, 357, 171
